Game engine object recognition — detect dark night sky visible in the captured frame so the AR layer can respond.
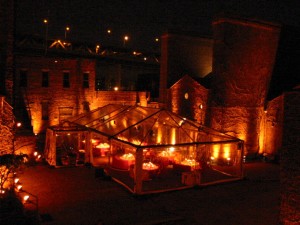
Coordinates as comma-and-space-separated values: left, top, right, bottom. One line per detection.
15, 0, 300, 52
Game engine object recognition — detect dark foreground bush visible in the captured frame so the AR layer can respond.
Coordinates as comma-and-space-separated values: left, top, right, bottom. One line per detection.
0, 191, 40, 225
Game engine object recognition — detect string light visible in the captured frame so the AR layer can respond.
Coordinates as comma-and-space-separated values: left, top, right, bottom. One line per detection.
23, 195, 30, 202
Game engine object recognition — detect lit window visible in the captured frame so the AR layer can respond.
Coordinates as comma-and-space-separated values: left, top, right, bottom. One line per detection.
184, 92, 189, 99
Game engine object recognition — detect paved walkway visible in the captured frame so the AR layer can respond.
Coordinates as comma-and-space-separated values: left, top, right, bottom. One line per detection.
19, 162, 280, 225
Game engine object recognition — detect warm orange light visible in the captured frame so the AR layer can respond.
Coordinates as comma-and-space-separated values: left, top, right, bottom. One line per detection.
120, 153, 135, 160
171, 128, 176, 145
114, 87, 119, 91
95, 143, 110, 149
223, 144, 231, 159
118, 136, 128, 141
107, 29, 111, 34
132, 139, 141, 145
23, 195, 29, 202
66, 26, 70, 31
17, 185, 22, 191
213, 145, 220, 159
16, 122, 22, 127
143, 162, 159, 170
91, 139, 97, 144
155, 38, 159, 42
156, 126, 162, 144
43, 19, 48, 24
14, 178, 19, 184
124, 35, 129, 41
180, 159, 200, 170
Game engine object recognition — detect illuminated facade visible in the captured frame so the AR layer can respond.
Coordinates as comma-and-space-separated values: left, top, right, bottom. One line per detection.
168, 75, 209, 125
13, 36, 160, 135
159, 32, 213, 105
162, 17, 300, 160
210, 17, 281, 157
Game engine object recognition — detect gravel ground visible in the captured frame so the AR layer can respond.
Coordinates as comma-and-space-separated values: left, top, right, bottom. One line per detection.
19, 162, 280, 225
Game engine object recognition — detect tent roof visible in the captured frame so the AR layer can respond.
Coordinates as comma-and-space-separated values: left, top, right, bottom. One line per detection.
65, 104, 240, 148
48, 120, 88, 132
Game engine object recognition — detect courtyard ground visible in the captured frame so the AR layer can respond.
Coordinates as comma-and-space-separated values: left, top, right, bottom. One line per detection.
18, 161, 280, 225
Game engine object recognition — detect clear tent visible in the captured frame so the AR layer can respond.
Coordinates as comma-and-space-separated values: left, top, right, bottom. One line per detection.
49, 104, 244, 194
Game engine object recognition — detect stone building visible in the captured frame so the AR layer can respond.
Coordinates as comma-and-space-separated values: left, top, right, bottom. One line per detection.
159, 31, 213, 105
0, 96, 14, 155
209, 17, 281, 157
0, 0, 159, 155
13, 37, 160, 136
0, 0, 15, 155
279, 89, 300, 224
162, 17, 300, 159
167, 75, 209, 125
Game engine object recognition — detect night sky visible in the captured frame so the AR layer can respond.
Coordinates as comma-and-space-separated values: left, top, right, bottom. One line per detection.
15, 0, 300, 52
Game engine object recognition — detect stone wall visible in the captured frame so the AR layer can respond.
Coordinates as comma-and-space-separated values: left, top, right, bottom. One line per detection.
14, 55, 148, 134
0, 0, 14, 103
159, 32, 213, 104
209, 106, 264, 156
264, 95, 284, 157
0, 96, 14, 154
210, 17, 281, 156
211, 18, 281, 107
14, 135, 37, 156
167, 75, 208, 124
280, 89, 300, 224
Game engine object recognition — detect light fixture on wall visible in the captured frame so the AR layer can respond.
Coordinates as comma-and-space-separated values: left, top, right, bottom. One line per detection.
184, 92, 189, 99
